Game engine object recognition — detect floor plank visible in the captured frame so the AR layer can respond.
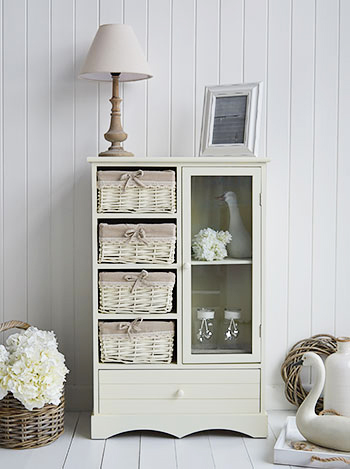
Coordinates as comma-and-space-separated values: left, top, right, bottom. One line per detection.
102, 432, 141, 469
140, 432, 176, 469
0, 411, 310, 468
175, 433, 215, 469
0, 412, 79, 469
268, 410, 295, 439
243, 424, 290, 469
209, 431, 253, 469
63, 413, 105, 469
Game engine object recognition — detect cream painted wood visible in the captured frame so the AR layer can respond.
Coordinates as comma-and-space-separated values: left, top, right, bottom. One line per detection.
100, 398, 260, 415
90, 157, 267, 439
100, 383, 259, 399
91, 413, 268, 439
182, 166, 262, 364
98, 362, 262, 370
99, 369, 260, 383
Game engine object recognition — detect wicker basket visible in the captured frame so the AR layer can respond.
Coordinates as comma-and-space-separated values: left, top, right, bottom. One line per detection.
97, 169, 176, 213
98, 223, 176, 264
0, 320, 65, 449
99, 270, 175, 314
99, 320, 175, 364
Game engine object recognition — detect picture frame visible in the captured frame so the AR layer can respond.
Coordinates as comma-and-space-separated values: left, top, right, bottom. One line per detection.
199, 82, 262, 157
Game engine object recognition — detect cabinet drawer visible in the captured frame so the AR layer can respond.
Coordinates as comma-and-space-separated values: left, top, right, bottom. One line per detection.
99, 369, 260, 415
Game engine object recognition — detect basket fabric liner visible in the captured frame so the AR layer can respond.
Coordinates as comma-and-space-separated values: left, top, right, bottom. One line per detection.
97, 169, 175, 185
99, 223, 176, 239
99, 270, 175, 284
99, 320, 175, 335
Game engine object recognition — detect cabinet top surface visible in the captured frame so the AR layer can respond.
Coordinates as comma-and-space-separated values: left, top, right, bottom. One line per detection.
87, 156, 270, 165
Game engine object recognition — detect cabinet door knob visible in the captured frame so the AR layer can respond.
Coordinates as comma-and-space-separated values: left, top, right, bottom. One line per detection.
183, 262, 190, 270
176, 389, 185, 398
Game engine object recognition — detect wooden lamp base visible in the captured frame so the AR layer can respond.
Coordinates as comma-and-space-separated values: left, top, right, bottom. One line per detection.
99, 73, 134, 157
99, 147, 134, 157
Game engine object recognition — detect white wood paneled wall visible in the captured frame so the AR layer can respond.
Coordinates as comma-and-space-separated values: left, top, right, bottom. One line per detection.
0, 0, 349, 410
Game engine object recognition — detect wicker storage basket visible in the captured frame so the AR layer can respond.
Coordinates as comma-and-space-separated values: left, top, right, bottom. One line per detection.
97, 169, 176, 213
98, 223, 176, 264
0, 320, 65, 449
99, 270, 175, 314
99, 320, 175, 363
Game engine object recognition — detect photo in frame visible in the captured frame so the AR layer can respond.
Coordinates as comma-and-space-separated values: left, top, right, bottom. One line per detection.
199, 82, 262, 157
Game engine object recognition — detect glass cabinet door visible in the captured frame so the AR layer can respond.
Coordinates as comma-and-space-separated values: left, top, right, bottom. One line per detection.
182, 167, 261, 363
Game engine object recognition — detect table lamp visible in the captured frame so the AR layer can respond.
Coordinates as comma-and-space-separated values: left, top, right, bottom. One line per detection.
79, 24, 153, 157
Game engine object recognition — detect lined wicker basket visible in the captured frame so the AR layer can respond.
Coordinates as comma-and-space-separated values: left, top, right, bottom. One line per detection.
99, 320, 175, 364
0, 320, 65, 449
97, 169, 176, 213
99, 270, 175, 314
98, 223, 176, 264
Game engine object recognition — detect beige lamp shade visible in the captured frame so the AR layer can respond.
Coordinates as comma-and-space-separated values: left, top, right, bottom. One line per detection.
79, 23, 152, 82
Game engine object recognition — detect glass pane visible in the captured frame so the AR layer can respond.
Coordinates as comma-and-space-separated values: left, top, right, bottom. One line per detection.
190, 175, 253, 356
191, 265, 252, 354
191, 176, 252, 259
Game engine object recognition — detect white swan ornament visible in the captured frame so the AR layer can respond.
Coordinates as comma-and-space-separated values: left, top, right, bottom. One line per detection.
295, 352, 350, 452
217, 191, 251, 259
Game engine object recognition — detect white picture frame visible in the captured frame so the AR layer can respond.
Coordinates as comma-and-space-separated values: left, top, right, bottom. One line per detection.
199, 82, 262, 157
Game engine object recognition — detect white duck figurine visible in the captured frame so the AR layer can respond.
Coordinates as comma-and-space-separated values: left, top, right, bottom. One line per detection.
217, 191, 251, 259
295, 352, 350, 452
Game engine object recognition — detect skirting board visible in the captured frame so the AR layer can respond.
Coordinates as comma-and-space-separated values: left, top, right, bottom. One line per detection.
65, 384, 294, 412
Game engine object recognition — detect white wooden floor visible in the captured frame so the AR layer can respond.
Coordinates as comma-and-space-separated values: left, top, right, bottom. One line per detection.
0, 411, 307, 469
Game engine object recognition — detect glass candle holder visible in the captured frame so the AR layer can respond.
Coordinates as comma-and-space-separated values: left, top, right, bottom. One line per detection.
193, 308, 217, 351
221, 308, 241, 349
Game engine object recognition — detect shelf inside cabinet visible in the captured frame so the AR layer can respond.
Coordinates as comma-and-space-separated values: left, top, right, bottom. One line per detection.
96, 212, 178, 219
97, 363, 180, 370
97, 263, 179, 269
191, 258, 252, 265
97, 313, 178, 320
192, 347, 251, 355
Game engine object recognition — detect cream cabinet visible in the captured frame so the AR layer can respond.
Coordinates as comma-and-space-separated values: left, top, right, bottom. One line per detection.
88, 157, 269, 439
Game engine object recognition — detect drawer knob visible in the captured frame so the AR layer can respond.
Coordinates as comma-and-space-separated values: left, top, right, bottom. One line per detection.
183, 263, 190, 271
176, 389, 185, 398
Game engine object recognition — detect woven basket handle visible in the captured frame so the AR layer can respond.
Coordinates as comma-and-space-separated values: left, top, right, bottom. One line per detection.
0, 320, 30, 333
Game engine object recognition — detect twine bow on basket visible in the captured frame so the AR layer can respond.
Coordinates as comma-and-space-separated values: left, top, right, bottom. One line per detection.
117, 318, 143, 340
124, 270, 149, 293
120, 170, 147, 191
124, 226, 149, 245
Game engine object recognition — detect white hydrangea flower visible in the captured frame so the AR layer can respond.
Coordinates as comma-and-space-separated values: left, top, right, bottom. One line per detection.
0, 327, 69, 410
0, 345, 9, 400
192, 227, 232, 261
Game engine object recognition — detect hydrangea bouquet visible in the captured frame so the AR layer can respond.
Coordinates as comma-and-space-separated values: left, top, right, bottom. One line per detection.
192, 227, 232, 261
0, 327, 69, 410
